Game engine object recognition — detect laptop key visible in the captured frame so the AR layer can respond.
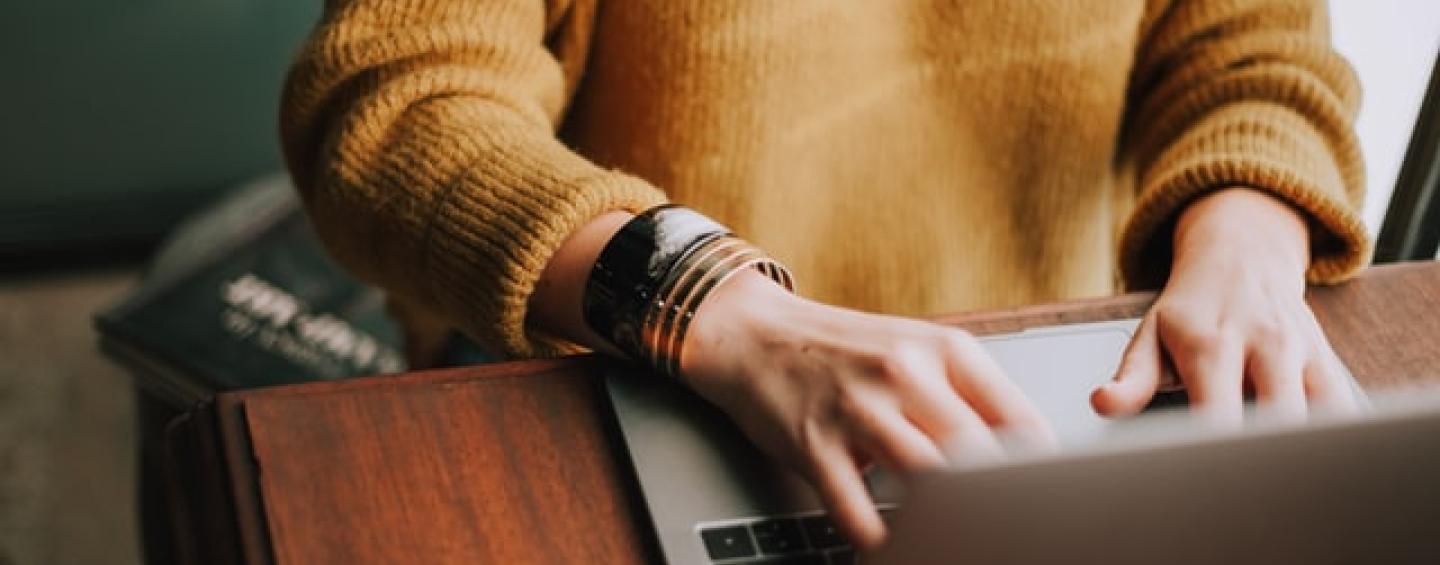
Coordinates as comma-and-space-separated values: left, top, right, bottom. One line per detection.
751, 518, 807, 554
752, 554, 827, 565
700, 525, 757, 560
800, 515, 845, 549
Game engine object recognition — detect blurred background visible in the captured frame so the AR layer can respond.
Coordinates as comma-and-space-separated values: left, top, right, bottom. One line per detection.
0, 2, 321, 564
0, 2, 1435, 564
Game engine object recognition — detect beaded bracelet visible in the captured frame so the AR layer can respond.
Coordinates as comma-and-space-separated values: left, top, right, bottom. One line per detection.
583, 205, 794, 377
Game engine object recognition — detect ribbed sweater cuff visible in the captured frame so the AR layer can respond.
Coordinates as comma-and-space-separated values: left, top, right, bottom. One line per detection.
1119, 102, 1371, 289
424, 166, 667, 359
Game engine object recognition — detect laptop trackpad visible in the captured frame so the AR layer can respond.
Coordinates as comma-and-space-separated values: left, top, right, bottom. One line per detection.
979, 320, 1136, 447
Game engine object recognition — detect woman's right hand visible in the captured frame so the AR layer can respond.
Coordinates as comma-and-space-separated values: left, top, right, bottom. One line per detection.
680, 271, 1055, 550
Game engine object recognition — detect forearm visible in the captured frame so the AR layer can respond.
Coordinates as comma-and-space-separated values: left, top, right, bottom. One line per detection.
526, 211, 634, 357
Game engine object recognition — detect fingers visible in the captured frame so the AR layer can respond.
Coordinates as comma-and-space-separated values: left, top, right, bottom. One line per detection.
820, 341, 1012, 551
1303, 353, 1360, 415
1134, 303, 1359, 428
1247, 342, 1307, 422
1169, 327, 1246, 427
864, 341, 1015, 465
919, 398, 1005, 464
846, 396, 948, 472
1294, 314, 1360, 415
1092, 314, 1163, 417
807, 440, 886, 551
937, 333, 1056, 446
884, 344, 1010, 456
899, 374, 1003, 460
1157, 311, 1321, 427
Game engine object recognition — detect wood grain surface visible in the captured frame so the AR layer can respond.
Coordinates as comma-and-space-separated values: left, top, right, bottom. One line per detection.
244, 358, 653, 565
173, 261, 1440, 565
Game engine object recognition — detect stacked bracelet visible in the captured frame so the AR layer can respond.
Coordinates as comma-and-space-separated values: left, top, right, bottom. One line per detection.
583, 205, 794, 377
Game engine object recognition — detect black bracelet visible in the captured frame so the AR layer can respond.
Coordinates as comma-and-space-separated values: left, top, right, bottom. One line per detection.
584, 205, 728, 361
583, 205, 794, 376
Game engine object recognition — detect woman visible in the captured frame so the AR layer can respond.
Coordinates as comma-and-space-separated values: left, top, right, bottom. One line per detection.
281, 0, 1368, 549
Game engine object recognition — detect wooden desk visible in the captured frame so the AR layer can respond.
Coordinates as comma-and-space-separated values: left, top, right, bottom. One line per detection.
165, 261, 1440, 565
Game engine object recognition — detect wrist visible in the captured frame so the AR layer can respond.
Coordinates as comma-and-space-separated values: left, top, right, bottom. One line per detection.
529, 211, 635, 356
580, 205, 795, 376
1172, 187, 1310, 279
680, 269, 802, 379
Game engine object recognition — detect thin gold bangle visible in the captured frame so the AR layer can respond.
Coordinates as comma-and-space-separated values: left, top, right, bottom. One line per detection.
662, 254, 779, 378
641, 237, 748, 367
653, 245, 765, 374
644, 238, 792, 377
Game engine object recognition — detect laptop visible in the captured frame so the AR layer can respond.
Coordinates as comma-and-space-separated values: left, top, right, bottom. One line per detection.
604, 319, 1436, 564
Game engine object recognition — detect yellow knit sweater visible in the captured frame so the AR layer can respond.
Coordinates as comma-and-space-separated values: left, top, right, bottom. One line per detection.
281, 0, 1368, 359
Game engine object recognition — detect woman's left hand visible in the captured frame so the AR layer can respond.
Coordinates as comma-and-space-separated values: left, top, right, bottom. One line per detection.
1092, 188, 1359, 424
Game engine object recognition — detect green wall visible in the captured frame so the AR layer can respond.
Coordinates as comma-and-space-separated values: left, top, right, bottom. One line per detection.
0, 0, 322, 252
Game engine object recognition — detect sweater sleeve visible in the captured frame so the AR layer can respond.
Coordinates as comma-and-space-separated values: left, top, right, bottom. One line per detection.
280, 0, 667, 359
1117, 0, 1369, 290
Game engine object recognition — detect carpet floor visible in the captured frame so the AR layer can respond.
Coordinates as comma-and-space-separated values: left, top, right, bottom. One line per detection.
0, 267, 141, 565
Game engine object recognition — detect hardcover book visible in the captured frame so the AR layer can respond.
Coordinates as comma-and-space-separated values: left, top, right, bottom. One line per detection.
95, 175, 406, 409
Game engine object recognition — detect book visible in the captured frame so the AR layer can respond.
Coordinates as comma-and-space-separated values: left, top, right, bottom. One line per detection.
95, 174, 406, 409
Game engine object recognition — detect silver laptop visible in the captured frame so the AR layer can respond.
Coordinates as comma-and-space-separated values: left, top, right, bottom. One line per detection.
604, 319, 1434, 564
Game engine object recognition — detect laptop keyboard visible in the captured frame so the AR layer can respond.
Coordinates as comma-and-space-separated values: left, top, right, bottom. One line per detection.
696, 506, 895, 564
